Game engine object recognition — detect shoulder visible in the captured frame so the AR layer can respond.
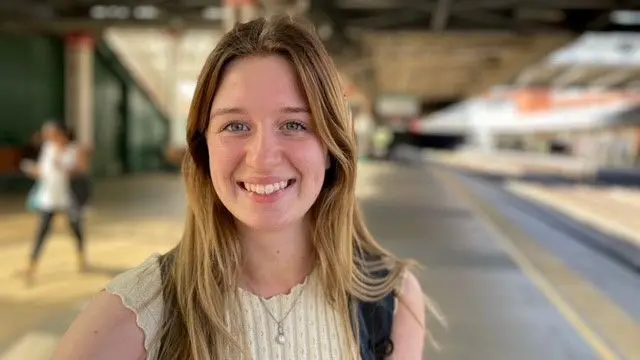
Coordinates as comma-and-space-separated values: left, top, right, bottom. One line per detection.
104, 254, 165, 343
390, 270, 426, 360
391, 271, 424, 327
65, 143, 80, 157
52, 254, 164, 360
396, 271, 424, 314
105, 254, 163, 298
71, 143, 90, 155
52, 291, 147, 360
42, 142, 54, 152
38, 142, 54, 158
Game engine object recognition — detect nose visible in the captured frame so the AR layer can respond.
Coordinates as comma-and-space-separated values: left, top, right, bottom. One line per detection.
245, 125, 282, 170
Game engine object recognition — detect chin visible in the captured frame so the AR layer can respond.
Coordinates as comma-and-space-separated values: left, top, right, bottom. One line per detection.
237, 212, 301, 232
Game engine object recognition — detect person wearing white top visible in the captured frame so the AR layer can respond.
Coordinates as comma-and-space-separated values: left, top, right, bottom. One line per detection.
65, 130, 93, 219
53, 17, 437, 360
19, 121, 87, 283
354, 108, 375, 158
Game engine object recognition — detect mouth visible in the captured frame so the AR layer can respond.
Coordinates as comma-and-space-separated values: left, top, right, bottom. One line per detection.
238, 179, 296, 196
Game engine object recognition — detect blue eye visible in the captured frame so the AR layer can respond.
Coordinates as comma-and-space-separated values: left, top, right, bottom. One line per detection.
223, 122, 249, 133
282, 121, 307, 132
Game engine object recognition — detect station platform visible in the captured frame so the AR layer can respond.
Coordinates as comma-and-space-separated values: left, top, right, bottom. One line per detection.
508, 182, 640, 269
427, 149, 640, 270
425, 149, 598, 179
427, 149, 640, 184
0, 162, 638, 359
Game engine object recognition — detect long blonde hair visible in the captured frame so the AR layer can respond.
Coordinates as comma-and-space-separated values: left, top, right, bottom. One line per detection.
156, 16, 421, 359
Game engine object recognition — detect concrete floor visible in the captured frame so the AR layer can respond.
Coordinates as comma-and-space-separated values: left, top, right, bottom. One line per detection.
0, 162, 637, 359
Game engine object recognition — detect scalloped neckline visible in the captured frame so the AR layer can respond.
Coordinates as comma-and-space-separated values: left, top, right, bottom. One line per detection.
238, 269, 315, 304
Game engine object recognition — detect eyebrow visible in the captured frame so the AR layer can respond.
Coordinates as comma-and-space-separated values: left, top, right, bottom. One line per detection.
281, 106, 310, 114
210, 106, 310, 118
210, 107, 247, 118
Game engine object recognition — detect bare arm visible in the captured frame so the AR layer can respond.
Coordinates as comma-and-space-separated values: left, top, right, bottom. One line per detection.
23, 167, 40, 179
390, 271, 426, 359
52, 291, 147, 360
57, 146, 90, 175
73, 145, 90, 174
20, 160, 40, 179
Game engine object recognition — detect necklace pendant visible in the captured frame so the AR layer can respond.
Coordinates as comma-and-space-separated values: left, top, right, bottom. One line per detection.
275, 325, 286, 345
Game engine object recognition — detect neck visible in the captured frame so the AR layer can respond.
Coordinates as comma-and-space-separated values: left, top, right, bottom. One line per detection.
239, 219, 315, 298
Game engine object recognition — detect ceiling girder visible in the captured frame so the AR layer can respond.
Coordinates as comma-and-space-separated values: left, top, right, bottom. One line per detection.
338, 0, 618, 11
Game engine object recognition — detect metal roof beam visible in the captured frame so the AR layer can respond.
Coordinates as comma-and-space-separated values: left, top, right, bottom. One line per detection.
590, 68, 640, 88
338, 0, 615, 10
431, 0, 453, 31
552, 66, 593, 87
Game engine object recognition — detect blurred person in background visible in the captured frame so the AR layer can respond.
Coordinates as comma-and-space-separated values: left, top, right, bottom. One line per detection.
22, 131, 43, 161
354, 107, 375, 159
54, 16, 440, 360
66, 130, 93, 219
373, 124, 394, 160
18, 121, 88, 283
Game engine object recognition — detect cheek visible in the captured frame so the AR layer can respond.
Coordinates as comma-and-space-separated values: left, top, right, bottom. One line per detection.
291, 141, 327, 184
208, 137, 234, 164
207, 139, 237, 185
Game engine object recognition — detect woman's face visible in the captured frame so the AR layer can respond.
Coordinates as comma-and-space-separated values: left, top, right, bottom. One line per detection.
206, 55, 329, 231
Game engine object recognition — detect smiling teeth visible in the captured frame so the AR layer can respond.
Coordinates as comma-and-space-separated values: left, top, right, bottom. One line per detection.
246, 180, 289, 195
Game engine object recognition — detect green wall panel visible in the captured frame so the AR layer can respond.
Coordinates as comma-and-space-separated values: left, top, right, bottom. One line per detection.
95, 41, 170, 174
127, 87, 168, 172
93, 54, 125, 177
0, 35, 64, 146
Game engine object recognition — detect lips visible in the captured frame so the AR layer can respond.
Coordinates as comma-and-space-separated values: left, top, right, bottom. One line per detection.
238, 179, 296, 195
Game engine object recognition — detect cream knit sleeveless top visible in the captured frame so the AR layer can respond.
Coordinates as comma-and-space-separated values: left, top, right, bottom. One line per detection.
104, 254, 351, 360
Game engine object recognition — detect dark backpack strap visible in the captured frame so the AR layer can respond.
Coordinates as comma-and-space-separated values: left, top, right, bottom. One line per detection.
354, 249, 396, 360
358, 292, 396, 360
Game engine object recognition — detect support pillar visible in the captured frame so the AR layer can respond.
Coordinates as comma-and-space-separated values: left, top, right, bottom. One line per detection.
65, 33, 95, 148
165, 30, 185, 147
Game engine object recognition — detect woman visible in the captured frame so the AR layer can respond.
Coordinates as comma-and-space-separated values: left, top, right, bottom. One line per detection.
66, 130, 93, 221
20, 121, 87, 281
53, 17, 434, 359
